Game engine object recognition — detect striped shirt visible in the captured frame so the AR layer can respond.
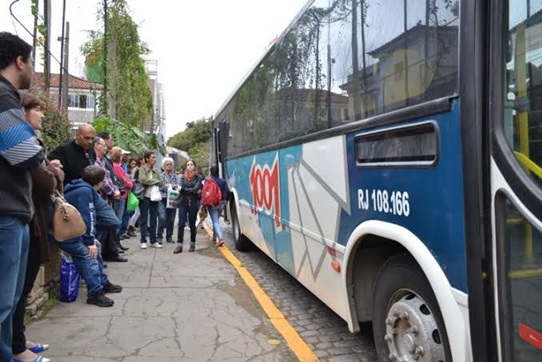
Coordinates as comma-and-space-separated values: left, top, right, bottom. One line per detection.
0, 74, 44, 222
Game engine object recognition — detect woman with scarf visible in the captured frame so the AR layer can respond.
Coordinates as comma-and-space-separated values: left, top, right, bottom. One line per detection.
174, 160, 203, 253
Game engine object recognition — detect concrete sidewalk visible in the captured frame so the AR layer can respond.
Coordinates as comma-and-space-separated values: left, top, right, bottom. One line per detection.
26, 227, 296, 361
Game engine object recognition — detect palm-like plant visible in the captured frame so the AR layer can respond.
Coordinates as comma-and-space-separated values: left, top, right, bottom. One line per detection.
93, 116, 165, 156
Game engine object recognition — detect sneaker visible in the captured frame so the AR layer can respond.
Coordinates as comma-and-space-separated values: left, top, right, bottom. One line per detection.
151, 243, 163, 249
103, 282, 123, 294
140, 243, 148, 249
87, 291, 114, 307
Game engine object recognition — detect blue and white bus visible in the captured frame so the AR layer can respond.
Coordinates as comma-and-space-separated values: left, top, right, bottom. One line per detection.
212, 1, 542, 360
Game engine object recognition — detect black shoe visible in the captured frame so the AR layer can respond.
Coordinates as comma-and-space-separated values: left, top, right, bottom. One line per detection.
103, 282, 123, 294
166, 239, 174, 244
103, 263, 108, 269
127, 226, 137, 237
104, 256, 128, 262
121, 234, 130, 240
87, 291, 114, 307
117, 243, 129, 251
188, 244, 195, 252
117, 247, 125, 254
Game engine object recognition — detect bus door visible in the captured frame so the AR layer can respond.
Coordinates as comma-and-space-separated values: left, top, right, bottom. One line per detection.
491, 1, 542, 360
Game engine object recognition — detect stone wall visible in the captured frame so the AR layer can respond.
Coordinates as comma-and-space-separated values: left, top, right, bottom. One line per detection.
26, 251, 60, 319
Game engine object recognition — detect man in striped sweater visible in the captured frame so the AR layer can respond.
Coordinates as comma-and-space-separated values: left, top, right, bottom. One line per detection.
0, 32, 44, 361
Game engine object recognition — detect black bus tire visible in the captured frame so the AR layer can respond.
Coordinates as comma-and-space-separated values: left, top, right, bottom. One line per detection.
231, 203, 253, 251
372, 254, 452, 362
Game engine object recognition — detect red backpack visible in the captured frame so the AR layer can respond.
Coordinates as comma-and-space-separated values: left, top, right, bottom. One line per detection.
201, 177, 222, 207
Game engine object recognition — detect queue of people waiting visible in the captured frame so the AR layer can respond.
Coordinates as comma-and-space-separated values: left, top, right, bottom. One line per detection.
0, 32, 230, 362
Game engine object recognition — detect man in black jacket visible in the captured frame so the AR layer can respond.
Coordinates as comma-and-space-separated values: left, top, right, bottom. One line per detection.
0, 32, 44, 361
49, 124, 95, 184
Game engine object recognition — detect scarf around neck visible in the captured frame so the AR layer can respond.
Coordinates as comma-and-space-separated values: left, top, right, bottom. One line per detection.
185, 170, 196, 181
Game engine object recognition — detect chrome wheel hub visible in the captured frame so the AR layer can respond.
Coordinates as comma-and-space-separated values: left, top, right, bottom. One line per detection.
384, 293, 445, 362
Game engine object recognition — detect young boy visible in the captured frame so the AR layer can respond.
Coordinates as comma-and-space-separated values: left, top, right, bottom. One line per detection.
57, 165, 122, 307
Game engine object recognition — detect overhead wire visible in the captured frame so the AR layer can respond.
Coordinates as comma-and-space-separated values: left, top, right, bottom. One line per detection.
9, 0, 78, 79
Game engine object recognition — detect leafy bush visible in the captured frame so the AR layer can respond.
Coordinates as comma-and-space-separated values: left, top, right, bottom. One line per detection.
93, 115, 165, 156
32, 90, 72, 153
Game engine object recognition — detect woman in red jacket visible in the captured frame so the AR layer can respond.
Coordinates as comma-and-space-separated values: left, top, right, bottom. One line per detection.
110, 147, 133, 240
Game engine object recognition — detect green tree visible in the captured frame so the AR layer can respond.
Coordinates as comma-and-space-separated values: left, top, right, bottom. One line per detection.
167, 117, 214, 169
167, 117, 213, 152
187, 142, 211, 172
81, 0, 153, 128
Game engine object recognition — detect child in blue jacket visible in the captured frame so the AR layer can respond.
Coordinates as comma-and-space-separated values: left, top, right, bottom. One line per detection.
58, 165, 122, 307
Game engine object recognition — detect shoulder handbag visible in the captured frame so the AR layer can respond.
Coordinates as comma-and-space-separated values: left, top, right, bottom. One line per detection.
133, 181, 146, 199
52, 191, 87, 242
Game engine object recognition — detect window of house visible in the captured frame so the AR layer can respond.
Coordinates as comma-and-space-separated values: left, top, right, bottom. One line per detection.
67, 94, 95, 109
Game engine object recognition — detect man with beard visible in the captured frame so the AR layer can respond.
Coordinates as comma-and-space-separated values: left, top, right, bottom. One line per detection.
0, 32, 44, 361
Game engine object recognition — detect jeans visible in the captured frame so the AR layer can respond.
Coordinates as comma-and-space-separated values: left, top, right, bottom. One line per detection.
139, 197, 158, 244
115, 198, 126, 236
208, 206, 222, 241
177, 201, 199, 244
0, 216, 29, 361
57, 240, 108, 298
119, 208, 130, 236
12, 235, 41, 355
157, 200, 177, 242
129, 207, 140, 227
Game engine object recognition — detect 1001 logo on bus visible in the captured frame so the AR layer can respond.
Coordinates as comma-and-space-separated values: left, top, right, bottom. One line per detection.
249, 157, 282, 228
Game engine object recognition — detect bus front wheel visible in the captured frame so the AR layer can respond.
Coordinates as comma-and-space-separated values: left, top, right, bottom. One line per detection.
372, 254, 451, 362
231, 203, 252, 251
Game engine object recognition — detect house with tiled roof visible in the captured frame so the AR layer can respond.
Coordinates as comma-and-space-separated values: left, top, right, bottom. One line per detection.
32, 72, 103, 126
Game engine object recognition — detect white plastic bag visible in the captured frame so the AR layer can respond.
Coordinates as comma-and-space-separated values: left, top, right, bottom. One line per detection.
166, 186, 179, 209
150, 185, 162, 202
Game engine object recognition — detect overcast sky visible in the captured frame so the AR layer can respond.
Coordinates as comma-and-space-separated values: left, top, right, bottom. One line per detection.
1, 0, 309, 138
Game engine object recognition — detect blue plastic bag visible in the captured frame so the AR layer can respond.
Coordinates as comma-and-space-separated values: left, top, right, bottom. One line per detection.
59, 252, 80, 302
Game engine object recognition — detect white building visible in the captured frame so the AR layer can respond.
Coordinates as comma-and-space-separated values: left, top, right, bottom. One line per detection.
33, 72, 103, 127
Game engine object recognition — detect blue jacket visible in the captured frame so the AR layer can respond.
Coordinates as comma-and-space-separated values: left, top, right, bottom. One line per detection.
212, 176, 230, 202
64, 179, 120, 246
64, 179, 97, 246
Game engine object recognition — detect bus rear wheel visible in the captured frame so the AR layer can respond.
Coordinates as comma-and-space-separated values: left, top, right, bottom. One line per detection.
372, 254, 451, 362
231, 203, 252, 251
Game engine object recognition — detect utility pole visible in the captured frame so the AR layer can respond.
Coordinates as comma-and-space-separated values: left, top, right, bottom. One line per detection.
58, 0, 67, 108
61, 22, 70, 115
43, 0, 51, 90
101, 0, 109, 115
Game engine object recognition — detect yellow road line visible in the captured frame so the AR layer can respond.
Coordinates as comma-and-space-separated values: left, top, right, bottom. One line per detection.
203, 222, 318, 362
